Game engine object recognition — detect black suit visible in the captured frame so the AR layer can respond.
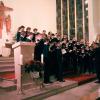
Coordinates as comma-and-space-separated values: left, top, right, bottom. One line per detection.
43, 44, 50, 83
32, 33, 36, 42
34, 39, 44, 61
56, 47, 64, 81
94, 47, 100, 81
72, 50, 78, 73
16, 32, 21, 42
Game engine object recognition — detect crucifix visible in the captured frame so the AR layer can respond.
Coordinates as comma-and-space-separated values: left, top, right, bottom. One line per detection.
0, 1, 13, 38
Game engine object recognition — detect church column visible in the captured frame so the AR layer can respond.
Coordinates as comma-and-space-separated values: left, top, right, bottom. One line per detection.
61, 0, 63, 37
88, 0, 96, 44
67, 0, 70, 40
82, 0, 85, 42
74, 0, 77, 40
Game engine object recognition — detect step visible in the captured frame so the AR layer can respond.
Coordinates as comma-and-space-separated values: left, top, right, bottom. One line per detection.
0, 80, 99, 100
0, 61, 14, 65
0, 80, 35, 92
45, 81, 100, 100
0, 57, 15, 78
0, 63, 14, 68
65, 74, 97, 85
23, 77, 97, 100
0, 80, 16, 91
0, 60, 14, 63
0, 80, 78, 100
0, 68, 14, 72
0, 57, 14, 61
0, 80, 41, 91
0, 76, 97, 100
0, 64, 14, 72
22, 80, 78, 100
0, 68, 15, 73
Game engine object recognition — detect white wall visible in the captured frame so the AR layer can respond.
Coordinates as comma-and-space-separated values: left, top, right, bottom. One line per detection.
88, 0, 100, 44
93, 0, 100, 35
2, 0, 57, 34
88, 0, 96, 44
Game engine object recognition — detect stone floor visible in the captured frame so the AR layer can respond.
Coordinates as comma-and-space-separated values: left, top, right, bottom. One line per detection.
45, 81, 100, 100
0, 80, 100, 100
0, 80, 78, 100
0, 73, 98, 100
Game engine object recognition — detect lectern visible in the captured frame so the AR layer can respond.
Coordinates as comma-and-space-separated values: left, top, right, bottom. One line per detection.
12, 42, 35, 94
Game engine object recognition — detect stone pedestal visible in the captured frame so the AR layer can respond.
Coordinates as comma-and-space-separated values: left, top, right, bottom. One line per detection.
2, 43, 14, 57
12, 42, 35, 94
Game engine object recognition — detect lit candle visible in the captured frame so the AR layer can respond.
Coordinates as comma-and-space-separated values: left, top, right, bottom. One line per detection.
20, 54, 23, 65
41, 54, 44, 63
32, 53, 34, 60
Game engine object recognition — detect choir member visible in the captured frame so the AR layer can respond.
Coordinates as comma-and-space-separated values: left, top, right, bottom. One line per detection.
56, 41, 65, 82
84, 46, 91, 74
16, 25, 25, 42
42, 30, 47, 39
20, 31, 26, 41
61, 43, 67, 72
32, 28, 38, 42
89, 46, 96, 73
43, 39, 52, 84
72, 46, 78, 74
78, 48, 85, 74
26, 32, 33, 42
25, 27, 31, 41
93, 43, 100, 83
34, 39, 44, 61
48, 42, 57, 77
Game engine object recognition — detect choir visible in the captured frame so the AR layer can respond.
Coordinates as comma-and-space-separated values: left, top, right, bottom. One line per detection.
15, 26, 100, 84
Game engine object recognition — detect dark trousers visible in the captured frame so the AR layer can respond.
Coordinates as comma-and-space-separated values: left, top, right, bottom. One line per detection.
72, 58, 77, 73
56, 63, 64, 81
95, 63, 100, 81
79, 58, 85, 74
43, 57, 50, 83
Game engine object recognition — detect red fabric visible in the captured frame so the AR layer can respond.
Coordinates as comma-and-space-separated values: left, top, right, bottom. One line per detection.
0, 72, 15, 79
65, 74, 96, 82
0, 16, 3, 29
28, 60, 34, 64
0, 29, 2, 38
36, 34, 43, 40
0, 16, 4, 38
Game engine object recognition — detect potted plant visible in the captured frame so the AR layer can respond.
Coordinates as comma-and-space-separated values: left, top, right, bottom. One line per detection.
24, 60, 44, 79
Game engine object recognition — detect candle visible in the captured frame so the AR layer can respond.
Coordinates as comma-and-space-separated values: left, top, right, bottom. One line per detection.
20, 54, 23, 65
41, 54, 44, 63
32, 53, 34, 60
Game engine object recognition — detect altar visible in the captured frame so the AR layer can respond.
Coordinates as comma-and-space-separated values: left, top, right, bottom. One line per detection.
0, 1, 13, 57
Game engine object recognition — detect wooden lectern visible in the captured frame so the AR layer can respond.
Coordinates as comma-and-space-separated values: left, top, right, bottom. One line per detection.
12, 42, 35, 94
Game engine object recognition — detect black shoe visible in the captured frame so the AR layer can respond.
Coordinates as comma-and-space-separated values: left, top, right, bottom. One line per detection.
48, 81, 53, 83
95, 80, 100, 83
44, 81, 53, 84
59, 80, 65, 82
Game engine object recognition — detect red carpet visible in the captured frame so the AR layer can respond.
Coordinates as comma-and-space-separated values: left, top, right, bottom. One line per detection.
65, 74, 96, 84
0, 72, 15, 79
0, 72, 96, 84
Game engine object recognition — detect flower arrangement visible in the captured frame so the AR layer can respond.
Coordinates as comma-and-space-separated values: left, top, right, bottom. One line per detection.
24, 60, 44, 73
24, 60, 44, 88
24, 60, 44, 79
